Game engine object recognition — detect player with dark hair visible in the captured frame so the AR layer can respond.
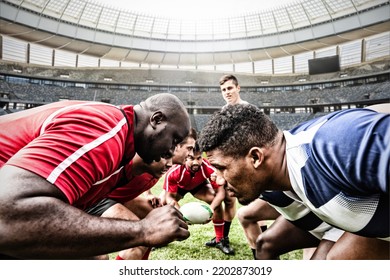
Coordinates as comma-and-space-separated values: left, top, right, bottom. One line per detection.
159, 128, 197, 205
87, 128, 198, 260
204, 74, 249, 255
162, 143, 232, 254
172, 128, 197, 165
219, 74, 249, 107
198, 103, 389, 259
86, 153, 173, 260
0, 93, 191, 259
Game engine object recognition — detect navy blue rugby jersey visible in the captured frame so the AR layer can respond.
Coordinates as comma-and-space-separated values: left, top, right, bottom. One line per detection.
283, 108, 389, 240
260, 191, 343, 241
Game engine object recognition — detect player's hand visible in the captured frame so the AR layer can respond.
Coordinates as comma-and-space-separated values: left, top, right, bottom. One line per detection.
216, 174, 226, 186
139, 205, 190, 247
146, 194, 161, 208
202, 209, 214, 224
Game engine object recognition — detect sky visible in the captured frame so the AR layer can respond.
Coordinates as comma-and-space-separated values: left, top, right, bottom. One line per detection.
93, 0, 299, 19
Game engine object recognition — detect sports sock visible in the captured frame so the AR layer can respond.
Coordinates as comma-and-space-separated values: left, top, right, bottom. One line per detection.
115, 255, 124, 260
251, 248, 257, 260
142, 247, 152, 260
223, 220, 232, 238
213, 219, 225, 242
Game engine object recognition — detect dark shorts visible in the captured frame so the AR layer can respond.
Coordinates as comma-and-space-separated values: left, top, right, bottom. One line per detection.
0, 253, 18, 260
85, 198, 118, 217
177, 180, 209, 197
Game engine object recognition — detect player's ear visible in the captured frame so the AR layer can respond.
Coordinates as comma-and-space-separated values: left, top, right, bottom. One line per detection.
248, 147, 263, 169
150, 111, 165, 128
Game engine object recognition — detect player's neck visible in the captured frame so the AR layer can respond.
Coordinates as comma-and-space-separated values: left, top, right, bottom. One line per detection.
277, 133, 292, 190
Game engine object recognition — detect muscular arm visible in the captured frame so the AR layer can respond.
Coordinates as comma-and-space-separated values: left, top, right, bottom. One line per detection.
0, 166, 189, 259
210, 186, 225, 211
165, 191, 181, 209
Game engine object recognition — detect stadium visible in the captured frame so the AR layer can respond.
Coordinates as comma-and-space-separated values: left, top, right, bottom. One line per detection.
0, 0, 389, 260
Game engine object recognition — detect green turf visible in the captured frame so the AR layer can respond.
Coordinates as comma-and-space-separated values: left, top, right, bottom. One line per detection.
110, 178, 303, 260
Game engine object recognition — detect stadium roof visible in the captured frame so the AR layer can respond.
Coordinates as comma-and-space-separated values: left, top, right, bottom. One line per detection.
0, 0, 389, 67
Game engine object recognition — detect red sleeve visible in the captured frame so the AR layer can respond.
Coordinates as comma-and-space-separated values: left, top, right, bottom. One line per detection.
163, 165, 181, 193
202, 159, 220, 189
7, 104, 130, 205
108, 174, 158, 203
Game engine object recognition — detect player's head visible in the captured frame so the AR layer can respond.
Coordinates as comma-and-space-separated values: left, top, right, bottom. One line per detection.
198, 104, 279, 205
133, 93, 190, 164
144, 156, 173, 179
185, 142, 203, 173
129, 153, 173, 179
172, 128, 197, 165
219, 74, 241, 105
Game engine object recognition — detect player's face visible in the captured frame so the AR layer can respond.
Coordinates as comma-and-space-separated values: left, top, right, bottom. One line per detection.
172, 137, 196, 165
145, 156, 173, 179
139, 120, 189, 164
220, 80, 241, 105
186, 152, 203, 172
205, 149, 261, 205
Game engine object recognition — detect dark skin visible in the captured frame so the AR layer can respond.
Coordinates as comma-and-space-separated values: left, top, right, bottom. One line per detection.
204, 104, 390, 260
208, 141, 390, 260
0, 166, 188, 259
0, 94, 191, 259
256, 216, 323, 260
133, 95, 190, 164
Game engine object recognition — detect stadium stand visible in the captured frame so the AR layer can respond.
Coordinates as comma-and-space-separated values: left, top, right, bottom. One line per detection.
0, 0, 389, 132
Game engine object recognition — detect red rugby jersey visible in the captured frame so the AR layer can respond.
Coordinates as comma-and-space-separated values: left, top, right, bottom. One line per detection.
0, 100, 135, 209
163, 158, 219, 193
107, 172, 158, 204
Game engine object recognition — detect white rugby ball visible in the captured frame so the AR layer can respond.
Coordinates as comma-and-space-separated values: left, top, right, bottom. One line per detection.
180, 202, 213, 224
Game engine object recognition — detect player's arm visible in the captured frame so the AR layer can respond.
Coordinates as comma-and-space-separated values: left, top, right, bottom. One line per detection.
143, 189, 161, 208
0, 165, 189, 259
165, 191, 180, 209
163, 171, 181, 209
209, 185, 226, 211
208, 172, 226, 211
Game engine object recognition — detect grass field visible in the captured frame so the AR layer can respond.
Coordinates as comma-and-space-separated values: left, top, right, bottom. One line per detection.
110, 178, 303, 260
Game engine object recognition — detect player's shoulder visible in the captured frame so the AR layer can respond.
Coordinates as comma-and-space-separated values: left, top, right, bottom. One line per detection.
166, 164, 184, 178
202, 158, 216, 171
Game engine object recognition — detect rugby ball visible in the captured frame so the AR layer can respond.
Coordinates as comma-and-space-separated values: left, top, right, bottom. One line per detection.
180, 202, 213, 224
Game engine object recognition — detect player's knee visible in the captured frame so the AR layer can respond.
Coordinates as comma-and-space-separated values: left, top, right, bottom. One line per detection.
256, 232, 276, 256
237, 207, 248, 224
325, 249, 338, 260
224, 196, 236, 207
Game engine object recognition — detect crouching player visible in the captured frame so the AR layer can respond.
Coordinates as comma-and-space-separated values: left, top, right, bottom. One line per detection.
86, 153, 172, 259
85, 129, 197, 260
161, 143, 234, 255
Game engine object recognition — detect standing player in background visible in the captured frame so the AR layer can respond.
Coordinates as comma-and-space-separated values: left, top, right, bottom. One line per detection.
162, 143, 232, 255
0, 93, 191, 259
199, 103, 389, 259
219, 74, 249, 107
204, 74, 250, 254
